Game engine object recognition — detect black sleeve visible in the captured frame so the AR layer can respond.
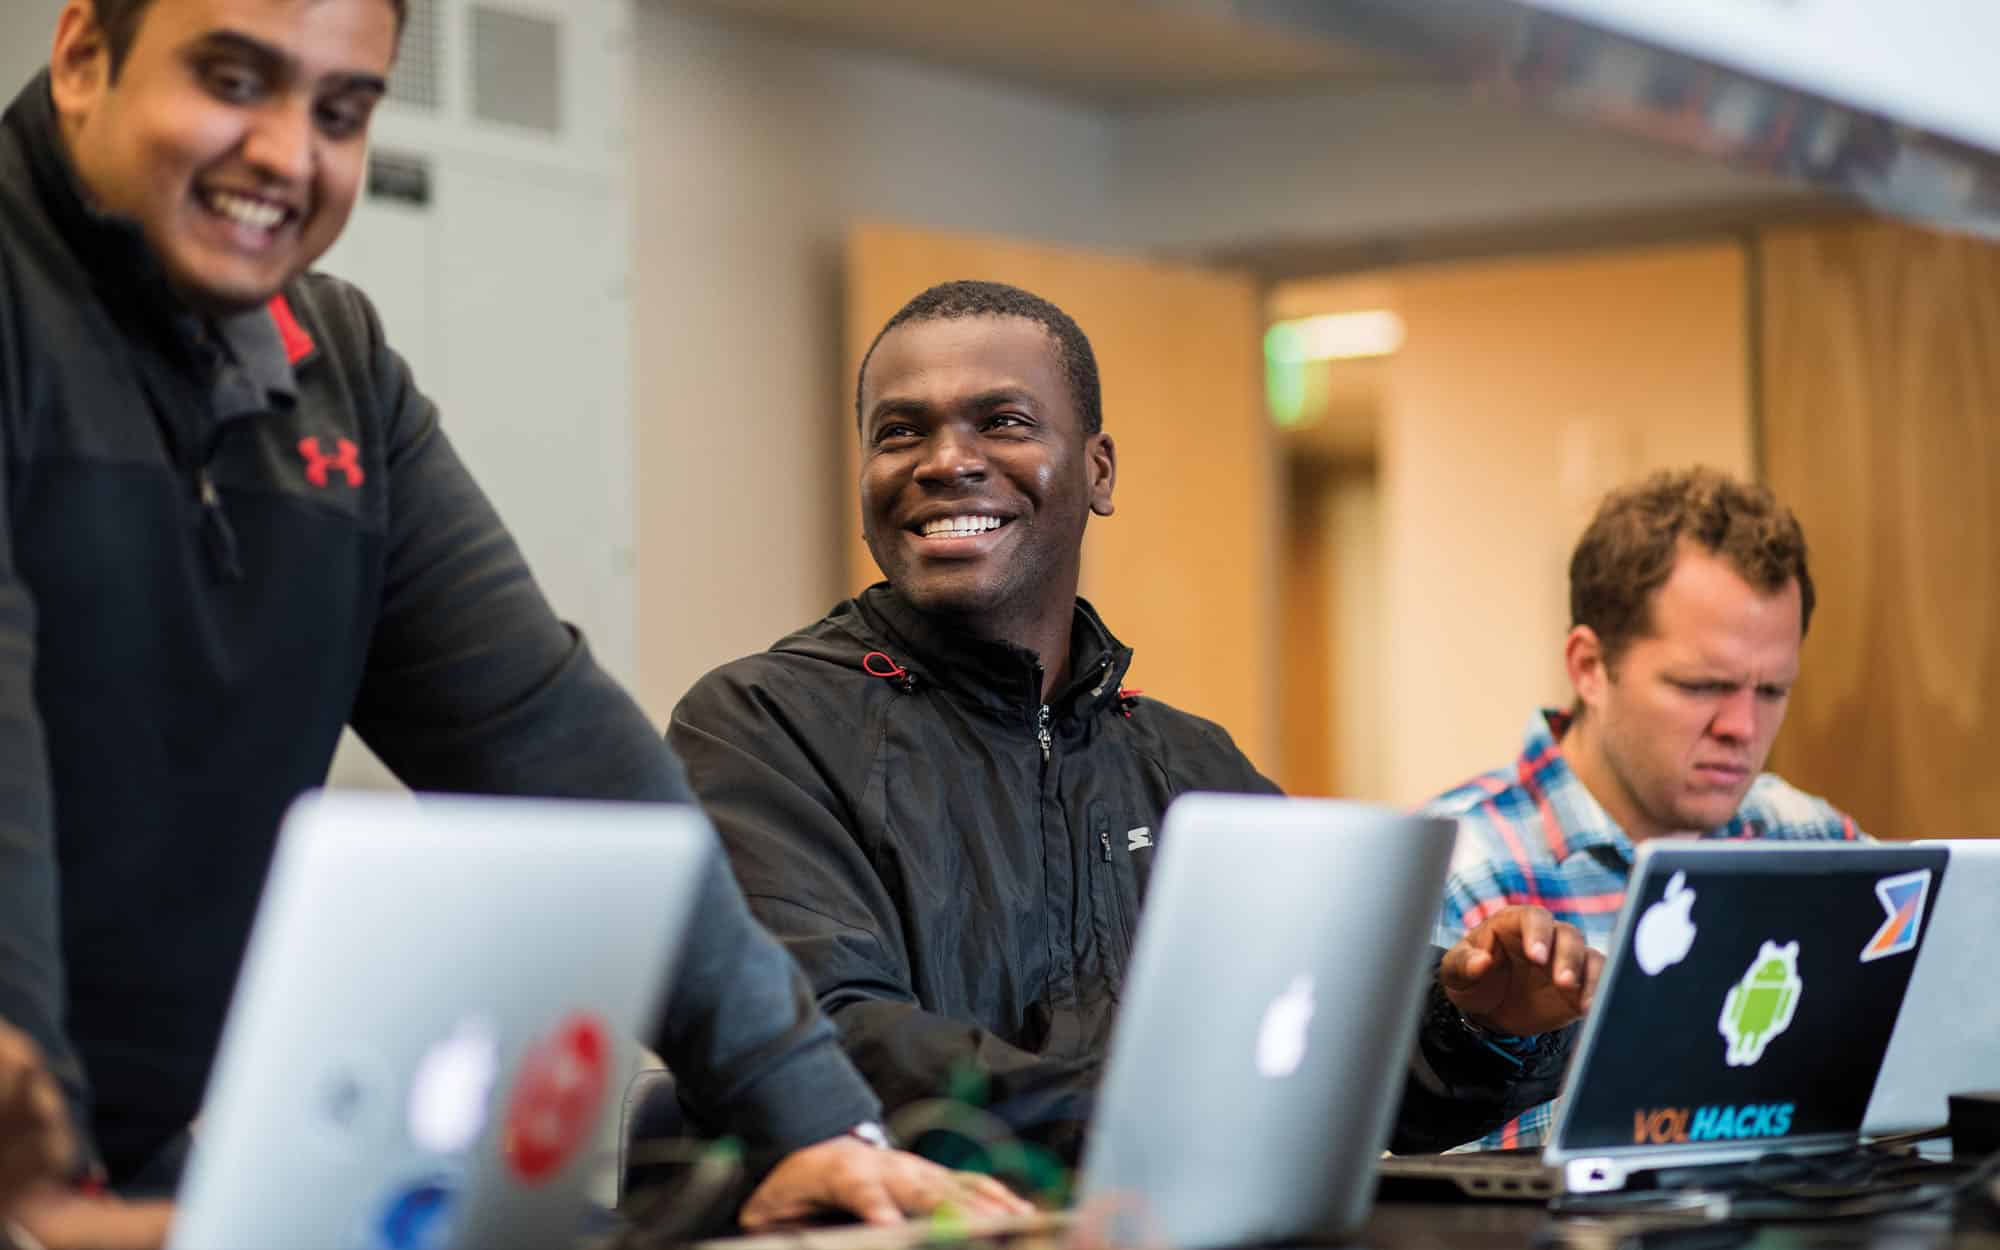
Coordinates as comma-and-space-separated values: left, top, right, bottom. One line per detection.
0, 289, 92, 1165
670, 677, 1100, 1163
1388, 948, 1576, 1154
335, 288, 877, 1151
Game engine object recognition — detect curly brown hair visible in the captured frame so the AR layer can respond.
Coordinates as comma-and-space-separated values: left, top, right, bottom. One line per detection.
1570, 466, 1815, 667
88, 0, 409, 76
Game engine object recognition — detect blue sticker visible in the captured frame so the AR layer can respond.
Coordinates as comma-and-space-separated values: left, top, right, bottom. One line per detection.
368, 1175, 459, 1250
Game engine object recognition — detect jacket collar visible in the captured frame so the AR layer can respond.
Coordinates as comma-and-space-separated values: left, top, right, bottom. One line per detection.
851, 583, 1135, 722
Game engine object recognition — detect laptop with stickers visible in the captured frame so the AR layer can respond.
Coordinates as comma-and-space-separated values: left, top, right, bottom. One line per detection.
1380, 841, 1945, 1199
1865, 839, 2000, 1136
169, 792, 710, 1250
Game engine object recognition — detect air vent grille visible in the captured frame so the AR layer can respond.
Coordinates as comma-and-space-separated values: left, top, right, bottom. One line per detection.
470, 6, 563, 135
386, 0, 442, 111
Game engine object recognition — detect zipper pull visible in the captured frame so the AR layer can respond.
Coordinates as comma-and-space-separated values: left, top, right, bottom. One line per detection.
1037, 705, 1052, 762
1099, 828, 1113, 863
197, 469, 245, 582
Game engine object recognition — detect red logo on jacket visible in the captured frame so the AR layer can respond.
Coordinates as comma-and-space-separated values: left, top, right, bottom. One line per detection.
298, 436, 364, 488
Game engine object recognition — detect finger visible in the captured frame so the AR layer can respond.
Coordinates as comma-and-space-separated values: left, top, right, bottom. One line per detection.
882, 1157, 969, 1217
17, 1192, 176, 1250
0, 1032, 31, 1114
953, 1173, 1033, 1216
1514, 906, 1555, 965
29, 1072, 73, 1164
840, 1172, 908, 1227
1438, 938, 1494, 992
1548, 922, 1587, 993
1580, 947, 1606, 1011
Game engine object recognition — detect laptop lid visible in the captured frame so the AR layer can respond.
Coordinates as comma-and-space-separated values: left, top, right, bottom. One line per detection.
1544, 842, 1946, 1187
1076, 794, 1457, 1249
1865, 839, 1999, 1135
169, 792, 711, 1250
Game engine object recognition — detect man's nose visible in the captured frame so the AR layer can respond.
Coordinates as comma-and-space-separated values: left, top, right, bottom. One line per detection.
913, 428, 986, 484
241, 99, 314, 187
1709, 688, 1757, 744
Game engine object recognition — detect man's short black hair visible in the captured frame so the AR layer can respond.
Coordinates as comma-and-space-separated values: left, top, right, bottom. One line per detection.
89, 0, 409, 75
855, 279, 1103, 436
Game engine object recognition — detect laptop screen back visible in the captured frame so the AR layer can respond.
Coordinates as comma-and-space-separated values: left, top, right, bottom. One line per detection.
1550, 843, 1946, 1159
1077, 794, 1457, 1249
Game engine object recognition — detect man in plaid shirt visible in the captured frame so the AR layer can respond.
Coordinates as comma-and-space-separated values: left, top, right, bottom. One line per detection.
1424, 468, 1863, 1150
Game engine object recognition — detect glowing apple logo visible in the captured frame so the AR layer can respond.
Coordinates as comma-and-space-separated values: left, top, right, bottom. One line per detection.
408, 1016, 499, 1155
1255, 975, 1315, 1079
1634, 870, 1699, 977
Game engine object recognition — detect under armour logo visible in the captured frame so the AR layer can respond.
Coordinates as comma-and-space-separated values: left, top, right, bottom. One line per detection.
1127, 827, 1153, 852
298, 436, 364, 488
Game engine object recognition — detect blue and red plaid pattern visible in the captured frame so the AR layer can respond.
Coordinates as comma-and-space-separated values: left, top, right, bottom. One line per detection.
1423, 708, 1863, 1150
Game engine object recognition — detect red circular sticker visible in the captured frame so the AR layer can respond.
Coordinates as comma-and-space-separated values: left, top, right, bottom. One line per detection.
501, 1012, 610, 1184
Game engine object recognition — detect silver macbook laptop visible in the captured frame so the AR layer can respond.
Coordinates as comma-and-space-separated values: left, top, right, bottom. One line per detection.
1074, 793, 1458, 1249
169, 791, 712, 1250
1381, 841, 1944, 1200
1865, 839, 2000, 1136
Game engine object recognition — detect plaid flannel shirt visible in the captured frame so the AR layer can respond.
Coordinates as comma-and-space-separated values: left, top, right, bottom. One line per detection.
1423, 708, 1863, 1150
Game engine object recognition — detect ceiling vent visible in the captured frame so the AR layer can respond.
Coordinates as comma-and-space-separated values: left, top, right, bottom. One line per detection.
470, 5, 563, 135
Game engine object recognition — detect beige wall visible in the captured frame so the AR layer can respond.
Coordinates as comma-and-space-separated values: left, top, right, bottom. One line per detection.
1, 3, 56, 94
1374, 243, 1754, 803
627, 7, 1819, 723
629, 7, 1120, 720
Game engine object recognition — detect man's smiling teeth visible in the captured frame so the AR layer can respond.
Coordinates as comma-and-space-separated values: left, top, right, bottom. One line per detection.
204, 189, 287, 231
921, 515, 1005, 538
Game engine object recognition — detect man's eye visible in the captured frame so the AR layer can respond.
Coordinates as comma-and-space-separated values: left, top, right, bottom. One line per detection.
202, 63, 265, 102
874, 425, 918, 444
317, 99, 372, 139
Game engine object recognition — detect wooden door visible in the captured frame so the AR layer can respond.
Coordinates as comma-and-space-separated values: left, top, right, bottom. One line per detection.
1760, 221, 2000, 838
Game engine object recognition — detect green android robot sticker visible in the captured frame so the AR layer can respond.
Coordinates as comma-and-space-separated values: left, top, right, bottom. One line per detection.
1718, 940, 1802, 1067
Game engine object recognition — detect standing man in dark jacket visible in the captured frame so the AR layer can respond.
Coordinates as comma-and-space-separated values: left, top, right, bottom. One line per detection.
670, 280, 1603, 1167
0, 1, 1025, 1242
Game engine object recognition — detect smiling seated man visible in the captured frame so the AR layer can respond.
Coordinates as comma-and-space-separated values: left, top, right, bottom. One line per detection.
0, 2, 1026, 1244
669, 280, 1604, 1173
1425, 467, 1864, 1149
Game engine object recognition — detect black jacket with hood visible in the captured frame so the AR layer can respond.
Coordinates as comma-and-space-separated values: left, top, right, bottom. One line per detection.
0, 72, 877, 1182
671, 584, 1572, 1162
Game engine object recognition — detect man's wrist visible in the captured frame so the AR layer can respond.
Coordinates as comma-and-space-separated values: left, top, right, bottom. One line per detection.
1455, 1007, 1538, 1054
1426, 980, 1541, 1070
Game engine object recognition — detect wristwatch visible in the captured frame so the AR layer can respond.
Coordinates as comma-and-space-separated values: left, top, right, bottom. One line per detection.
847, 1120, 894, 1150
1452, 1005, 1540, 1061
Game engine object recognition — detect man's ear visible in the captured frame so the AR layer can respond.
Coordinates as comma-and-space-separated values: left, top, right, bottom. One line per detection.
49, 1, 113, 121
1086, 431, 1116, 518
1565, 625, 1611, 709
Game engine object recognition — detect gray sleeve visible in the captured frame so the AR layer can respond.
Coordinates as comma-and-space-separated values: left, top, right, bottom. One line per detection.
0, 271, 92, 1168
337, 290, 878, 1150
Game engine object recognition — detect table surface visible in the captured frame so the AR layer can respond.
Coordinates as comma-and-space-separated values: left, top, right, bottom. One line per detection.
678, 1194, 2000, 1250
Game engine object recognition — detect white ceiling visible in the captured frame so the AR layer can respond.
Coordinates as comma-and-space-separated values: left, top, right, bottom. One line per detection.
666, 0, 1418, 107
